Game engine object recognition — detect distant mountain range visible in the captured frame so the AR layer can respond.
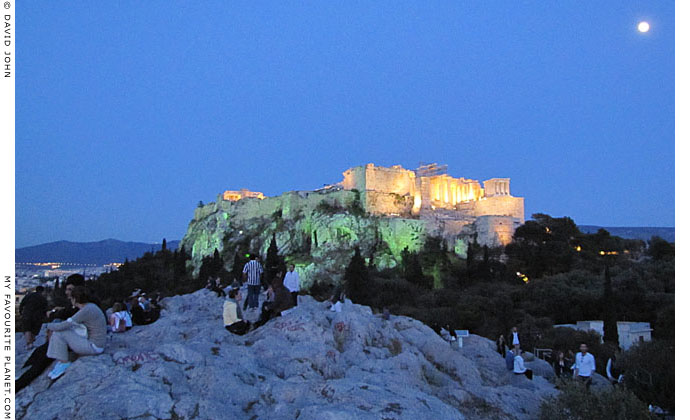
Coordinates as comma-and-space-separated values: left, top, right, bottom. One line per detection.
577, 226, 674, 243
15, 239, 180, 265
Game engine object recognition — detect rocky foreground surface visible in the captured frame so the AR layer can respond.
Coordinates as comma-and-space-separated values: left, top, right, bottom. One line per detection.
17, 290, 560, 420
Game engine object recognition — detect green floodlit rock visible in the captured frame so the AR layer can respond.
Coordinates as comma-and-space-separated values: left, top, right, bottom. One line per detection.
453, 238, 468, 259
181, 189, 487, 289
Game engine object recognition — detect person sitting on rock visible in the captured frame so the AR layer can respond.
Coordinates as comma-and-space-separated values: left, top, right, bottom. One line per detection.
108, 302, 128, 333
119, 302, 133, 330
440, 325, 457, 344
329, 284, 345, 313
254, 276, 295, 328
46, 274, 86, 322
223, 288, 250, 335
17, 275, 92, 391
130, 294, 159, 325
505, 346, 516, 371
45, 286, 107, 380
20, 285, 48, 350
513, 348, 533, 380
206, 277, 225, 297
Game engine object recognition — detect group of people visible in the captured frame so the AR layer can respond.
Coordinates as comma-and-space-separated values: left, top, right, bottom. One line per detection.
17, 275, 107, 387
498, 327, 535, 380
17, 274, 163, 389
221, 255, 301, 335
497, 328, 600, 388
104, 290, 160, 332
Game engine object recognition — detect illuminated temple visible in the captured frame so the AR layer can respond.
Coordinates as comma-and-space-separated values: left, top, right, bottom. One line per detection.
340, 163, 524, 245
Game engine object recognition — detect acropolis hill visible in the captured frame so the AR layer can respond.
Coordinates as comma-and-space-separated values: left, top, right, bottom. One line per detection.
181, 163, 525, 287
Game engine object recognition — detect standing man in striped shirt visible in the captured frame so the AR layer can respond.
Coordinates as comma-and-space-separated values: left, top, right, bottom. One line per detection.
243, 254, 264, 311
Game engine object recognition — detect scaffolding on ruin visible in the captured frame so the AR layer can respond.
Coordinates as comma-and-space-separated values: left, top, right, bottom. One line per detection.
415, 162, 448, 178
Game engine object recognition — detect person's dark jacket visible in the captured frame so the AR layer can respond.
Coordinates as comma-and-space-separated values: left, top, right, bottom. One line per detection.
131, 304, 159, 325
47, 305, 78, 323
20, 292, 48, 319
270, 284, 294, 316
554, 359, 570, 377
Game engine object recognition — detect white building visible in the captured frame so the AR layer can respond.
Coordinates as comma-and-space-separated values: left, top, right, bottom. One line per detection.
554, 320, 653, 350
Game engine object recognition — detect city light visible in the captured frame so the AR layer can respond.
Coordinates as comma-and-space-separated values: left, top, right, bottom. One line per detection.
516, 271, 529, 284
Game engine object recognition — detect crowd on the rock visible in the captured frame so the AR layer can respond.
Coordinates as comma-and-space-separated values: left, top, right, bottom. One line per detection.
16, 274, 162, 390
18, 254, 621, 397
223, 257, 300, 334
16, 255, 308, 389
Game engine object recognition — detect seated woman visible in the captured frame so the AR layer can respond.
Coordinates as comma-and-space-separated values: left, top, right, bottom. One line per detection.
513, 349, 533, 380
118, 304, 133, 330
45, 286, 107, 380
108, 302, 129, 333
223, 288, 250, 335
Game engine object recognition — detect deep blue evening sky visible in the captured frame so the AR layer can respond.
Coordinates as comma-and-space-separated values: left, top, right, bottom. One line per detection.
16, 2, 674, 247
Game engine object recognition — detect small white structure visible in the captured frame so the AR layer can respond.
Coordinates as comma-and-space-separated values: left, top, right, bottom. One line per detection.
617, 322, 653, 350
554, 320, 653, 350
454, 330, 470, 348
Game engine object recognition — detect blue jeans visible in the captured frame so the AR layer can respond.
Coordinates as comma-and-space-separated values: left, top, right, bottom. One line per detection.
247, 285, 261, 309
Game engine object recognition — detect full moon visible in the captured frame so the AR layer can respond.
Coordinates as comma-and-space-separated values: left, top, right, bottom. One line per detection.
638, 21, 650, 33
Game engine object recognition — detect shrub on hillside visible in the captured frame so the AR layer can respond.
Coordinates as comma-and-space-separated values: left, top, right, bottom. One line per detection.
315, 200, 344, 215
539, 382, 652, 420
620, 340, 674, 413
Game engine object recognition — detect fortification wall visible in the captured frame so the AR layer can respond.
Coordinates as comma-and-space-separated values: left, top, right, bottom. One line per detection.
474, 215, 518, 247
342, 166, 366, 191
362, 191, 414, 216
363, 164, 416, 196
457, 196, 524, 223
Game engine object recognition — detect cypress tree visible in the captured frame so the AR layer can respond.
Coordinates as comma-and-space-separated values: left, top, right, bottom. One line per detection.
602, 263, 619, 346
231, 252, 245, 284
481, 245, 490, 281
344, 246, 369, 303
265, 234, 286, 284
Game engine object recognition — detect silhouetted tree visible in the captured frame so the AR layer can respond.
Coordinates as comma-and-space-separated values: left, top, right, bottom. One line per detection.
401, 247, 429, 289
162, 238, 167, 251
198, 248, 225, 282
647, 236, 674, 262
602, 263, 619, 346
230, 252, 245, 284
344, 246, 369, 303
264, 233, 286, 286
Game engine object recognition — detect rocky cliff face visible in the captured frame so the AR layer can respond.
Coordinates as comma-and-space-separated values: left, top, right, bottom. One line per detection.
181, 190, 472, 288
16, 289, 558, 420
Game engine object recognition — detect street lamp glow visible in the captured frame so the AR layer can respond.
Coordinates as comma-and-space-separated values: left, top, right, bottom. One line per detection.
637, 21, 650, 33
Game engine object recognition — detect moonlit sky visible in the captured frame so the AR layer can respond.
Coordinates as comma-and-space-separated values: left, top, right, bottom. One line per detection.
16, 1, 674, 247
